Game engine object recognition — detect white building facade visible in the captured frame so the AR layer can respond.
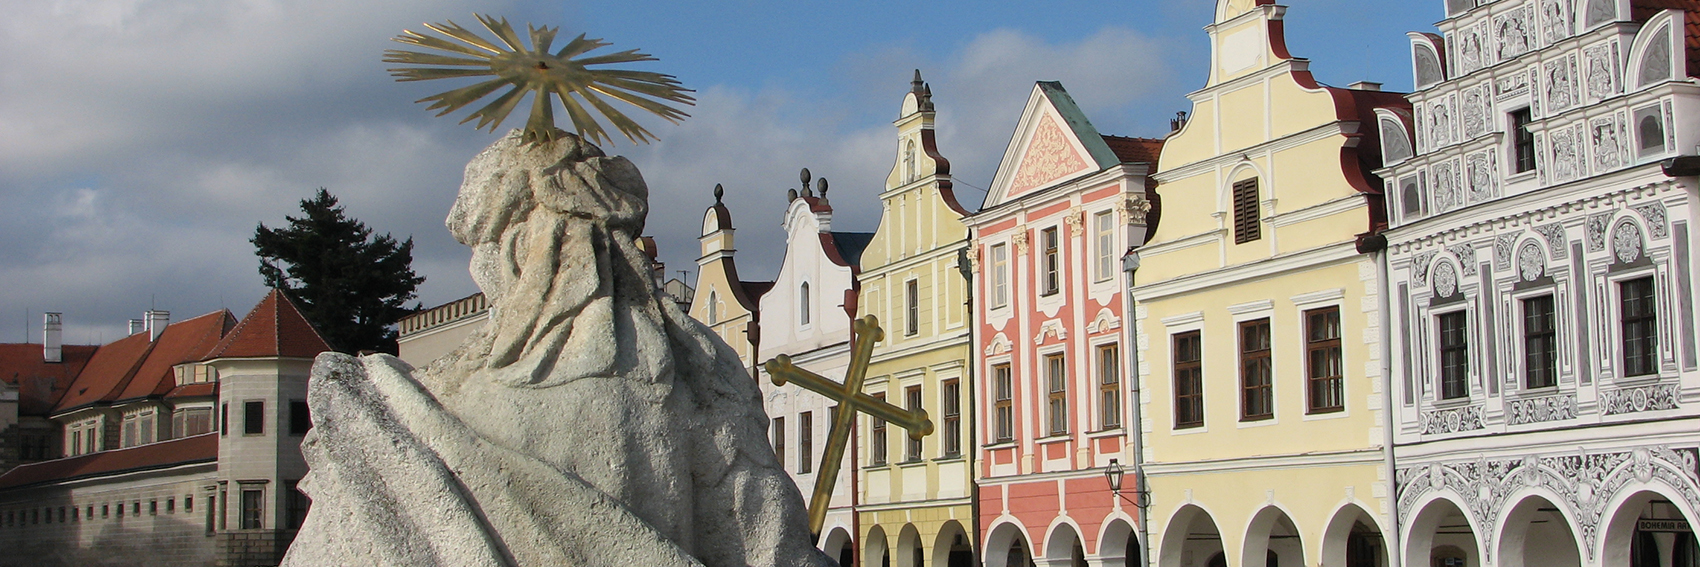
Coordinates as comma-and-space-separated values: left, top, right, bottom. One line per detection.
1377, 1, 1700, 566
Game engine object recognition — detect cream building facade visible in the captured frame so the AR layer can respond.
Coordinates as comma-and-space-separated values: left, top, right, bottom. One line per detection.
1131, 1, 1408, 566
855, 73, 979, 567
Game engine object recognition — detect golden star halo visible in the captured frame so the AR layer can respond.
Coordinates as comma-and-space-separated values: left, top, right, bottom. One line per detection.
384, 15, 696, 145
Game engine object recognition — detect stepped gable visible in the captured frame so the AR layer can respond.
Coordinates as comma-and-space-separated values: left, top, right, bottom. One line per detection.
0, 433, 217, 490
1632, 0, 1700, 77
204, 289, 331, 360
51, 332, 154, 414
0, 344, 97, 416
112, 311, 236, 402
1101, 135, 1164, 165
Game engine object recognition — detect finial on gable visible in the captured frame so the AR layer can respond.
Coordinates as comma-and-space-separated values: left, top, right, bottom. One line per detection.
787, 188, 799, 202
799, 167, 812, 187
816, 177, 829, 199
921, 83, 935, 111
713, 183, 724, 204
911, 69, 924, 94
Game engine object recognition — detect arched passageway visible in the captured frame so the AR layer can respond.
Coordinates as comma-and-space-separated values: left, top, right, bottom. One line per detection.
985, 522, 1033, 567
1242, 506, 1303, 567
1602, 490, 1700, 567
1043, 523, 1086, 567
932, 520, 975, 567
1098, 518, 1138, 567
897, 524, 924, 567
823, 526, 855, 567
1321, 504, 1387, 567
866, 525, 892, 567
1404, 498, 1479, 567
1496, 494, 1581, 567
1159, 505, 1224, 567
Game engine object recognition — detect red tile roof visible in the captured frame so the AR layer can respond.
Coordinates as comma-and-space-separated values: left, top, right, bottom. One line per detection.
51, 332, 154, 414
1632, 0, 1700, 77
204, 290, 330, 360
164, 382, 217, 399
0, 344, 97, 416
0, 433, 217, 491
113, 311, 235, 402
1101, 136, 1165, 165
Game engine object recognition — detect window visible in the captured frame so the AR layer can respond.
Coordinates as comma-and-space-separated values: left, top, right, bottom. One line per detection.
1098, 344, 1122, 429
1439, 312, 1471, 399
101, 505, 108, 518
1622, 276, 1659, 377
84, 428, 95, 455
1046, 354, 1068, 435
799, 283, 811, 326
185, 496, 192, 513
221, 403, 229, 436
71, 428, 82, 456
240, 489, 263, 530
990, 244, 1009, 308
1306, 308, 1344, 413
122, 417, 137, 448
905, 280, 919, 336
132, 501, 139, 516
905, 386, 923, 461
1041, 227, 1060, 295
706, 291, 718, 325
771, 417, 785, 470
286, 481, 309, 530
205, 495, 215, 535
1522, 296, 1558, 389
1174, 332, 1204, 428
870, 393, 888, 465
290, 401, 311, 436
149, 500, 157, 516
167, 498, 174, 514
1232, 178, 1262, 244
1094, 211, 1115, 282
174, 408, 213, 438
1512, 108, 1536, 173
139, 412, 155, 444
243, 401, 265, 435
1240, 319, 1274, 420
992, 365, 1013, 442
798, 412, 813, 474
941, 380, 961, 458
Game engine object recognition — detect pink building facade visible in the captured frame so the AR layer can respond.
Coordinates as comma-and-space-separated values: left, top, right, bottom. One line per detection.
968, 82, 1162, 567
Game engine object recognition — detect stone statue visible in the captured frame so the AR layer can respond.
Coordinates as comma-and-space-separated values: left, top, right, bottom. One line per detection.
280, 131, 834, 567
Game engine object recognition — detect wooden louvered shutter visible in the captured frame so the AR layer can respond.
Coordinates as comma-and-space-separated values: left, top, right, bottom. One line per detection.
1232, 178, 1261, 244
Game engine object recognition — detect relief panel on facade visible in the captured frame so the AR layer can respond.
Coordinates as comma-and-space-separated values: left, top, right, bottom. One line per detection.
1428, 97, 1457, 148
1422, 404, 1486, 434
1433, 159, 1464, 212
1590, 114, 1625, 172
1009, 115, 1090, 195
1496, 68, 1531, 98
1467, 150, 1499, 203
1494, 231, 1527, 270
1463, 85, 1491, 139
1544, 56, 1578, 113
1586, 210, 1617, 252
1549, 123, 1583, 183
1534, 222, 1570, 260
1584, 42, 1618, 100
1585, 0, 1617, 29
1632, 201, 1670, 239
1517, 240, 1548, 281
1456, 23, 1488, 76
1541, 0, 1573, 44
1506, 393, 1578, 425
1495, 6, 1536, 62
1601, 383, 1681, 415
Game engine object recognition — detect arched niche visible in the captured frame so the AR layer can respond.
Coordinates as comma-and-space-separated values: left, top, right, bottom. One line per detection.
1410, 33, 1447, 89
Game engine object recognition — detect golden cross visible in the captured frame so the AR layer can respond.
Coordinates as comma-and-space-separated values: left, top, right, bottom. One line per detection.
762, 314, 933, 537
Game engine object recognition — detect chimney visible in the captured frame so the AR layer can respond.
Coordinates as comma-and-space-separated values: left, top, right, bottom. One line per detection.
144, 310, 169, 341
129, 319, 146, 336
43, 312, 62, 363
1348, 81, 1383, 91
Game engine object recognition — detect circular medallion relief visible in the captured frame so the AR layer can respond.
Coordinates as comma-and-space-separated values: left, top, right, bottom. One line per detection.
1433, 260, 1459, 297
1518, 242, 1545, 281
1614, 222, 1643, 263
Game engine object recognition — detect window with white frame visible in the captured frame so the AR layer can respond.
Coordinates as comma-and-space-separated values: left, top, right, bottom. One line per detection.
1040, 227, 1060, 296
1097, 344, 1121, 428
1045, 353, 1068, 435
1522, 295, 1558, 389
1621, 276, 1659, 377
1094, 210, 1115, 282
990, 244, 1009, 308
799, 282, 811, 326
1438, 311, 1471, 399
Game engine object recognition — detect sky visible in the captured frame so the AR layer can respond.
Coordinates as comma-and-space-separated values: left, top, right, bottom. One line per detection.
0, 0, 1443, 345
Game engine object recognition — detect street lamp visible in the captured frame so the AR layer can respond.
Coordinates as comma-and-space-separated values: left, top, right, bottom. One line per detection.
1104, 458, 1149, 509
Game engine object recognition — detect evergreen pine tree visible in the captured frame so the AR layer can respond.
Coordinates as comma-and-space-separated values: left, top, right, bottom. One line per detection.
253, 188, 424, 354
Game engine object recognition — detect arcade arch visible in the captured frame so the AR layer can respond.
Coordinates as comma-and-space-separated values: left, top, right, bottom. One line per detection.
1601, 489, 1700, 567
1160, 505, 1225, 567
931, 520, 975, 567
1242, 506, 1303, 567
1321, 503, 1388, 567
1043, 522, 1086, 567
1404, 498, 1480, 567
985, 520, 1034, 567
1495, 494, 1582, 567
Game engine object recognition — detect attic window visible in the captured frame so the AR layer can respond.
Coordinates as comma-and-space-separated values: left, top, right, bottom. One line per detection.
1232, 179, 1262, 244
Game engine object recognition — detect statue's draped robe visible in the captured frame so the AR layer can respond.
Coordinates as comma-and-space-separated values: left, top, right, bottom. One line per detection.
282, 134, 831, 567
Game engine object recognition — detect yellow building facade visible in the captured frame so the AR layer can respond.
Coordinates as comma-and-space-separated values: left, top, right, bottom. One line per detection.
689, 188, 770, 375
1130, 2, 1408, 566
856, 73, 979, 567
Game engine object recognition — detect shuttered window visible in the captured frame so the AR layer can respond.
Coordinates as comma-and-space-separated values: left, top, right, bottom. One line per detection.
1232, 178, 1261, 244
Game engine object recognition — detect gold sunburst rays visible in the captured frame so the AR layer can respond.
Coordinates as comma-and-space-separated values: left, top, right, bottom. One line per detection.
384, 15, 696, 145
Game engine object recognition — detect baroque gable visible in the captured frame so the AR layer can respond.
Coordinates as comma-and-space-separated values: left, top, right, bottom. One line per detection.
983, 82, 1120, 209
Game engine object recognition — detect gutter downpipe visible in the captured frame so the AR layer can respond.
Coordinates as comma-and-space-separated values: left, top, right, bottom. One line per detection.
1374, 240, 1402, 567
1121, 250, 1152, 567
958, 245, 981, 566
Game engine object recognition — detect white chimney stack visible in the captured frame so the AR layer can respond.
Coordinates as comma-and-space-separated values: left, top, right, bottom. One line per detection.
43, 312, 62, 363
129, 319, 146, 336
145, 310, 170, 341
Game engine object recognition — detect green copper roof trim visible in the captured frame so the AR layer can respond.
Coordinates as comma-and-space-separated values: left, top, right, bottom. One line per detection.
1034, 81, 1120, 171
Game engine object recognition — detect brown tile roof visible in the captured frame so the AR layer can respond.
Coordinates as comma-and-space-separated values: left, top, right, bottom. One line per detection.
1101, 136, 1164, 165
113, 311, 235, 402
0, 433, 216, 491
1633, 0, 1700, 77
204, 290, 331, 360
164, 382, 217, 399
51, 331, 153, 413
0, 344, 97, 416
